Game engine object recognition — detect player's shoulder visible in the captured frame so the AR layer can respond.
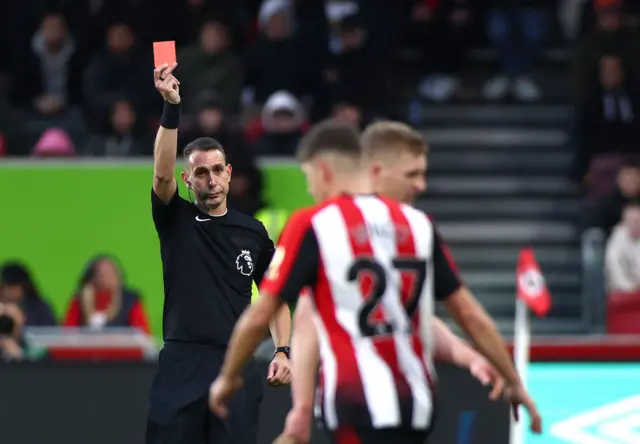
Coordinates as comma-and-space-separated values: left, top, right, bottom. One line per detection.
375, 195, 432, 223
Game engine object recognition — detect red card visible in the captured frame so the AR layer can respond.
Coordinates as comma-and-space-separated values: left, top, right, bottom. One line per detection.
153, 41, 176, 68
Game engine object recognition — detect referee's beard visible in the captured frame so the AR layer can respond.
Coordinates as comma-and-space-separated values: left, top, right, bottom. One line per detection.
193, 186, 227, 212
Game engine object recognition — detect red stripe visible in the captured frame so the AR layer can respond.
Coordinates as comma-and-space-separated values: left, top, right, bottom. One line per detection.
335, 426, 362, 444
378, 197, 434, 390
335, 196, 408, 394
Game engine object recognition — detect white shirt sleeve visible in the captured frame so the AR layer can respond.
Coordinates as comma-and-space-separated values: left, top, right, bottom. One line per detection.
605, 226, 638, 292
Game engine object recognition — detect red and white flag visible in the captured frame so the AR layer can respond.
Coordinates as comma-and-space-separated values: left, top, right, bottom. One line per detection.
516, 249, 552, 317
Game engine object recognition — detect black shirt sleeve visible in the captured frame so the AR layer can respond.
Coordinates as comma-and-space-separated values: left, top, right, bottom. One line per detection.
253, 223, 276, 286
260, 209, 319, 304
433, 226, 462, 301
151, 187, 182, 232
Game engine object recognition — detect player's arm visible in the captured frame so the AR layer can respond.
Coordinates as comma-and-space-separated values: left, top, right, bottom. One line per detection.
289, 294, 320, 414
217, 210, 318, 382
254, 227, 291, 350
152, 63, 180, 204
428, 230, 521, 386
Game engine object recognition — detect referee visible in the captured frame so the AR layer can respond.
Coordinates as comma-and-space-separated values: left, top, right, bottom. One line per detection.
146, 63, 292, 444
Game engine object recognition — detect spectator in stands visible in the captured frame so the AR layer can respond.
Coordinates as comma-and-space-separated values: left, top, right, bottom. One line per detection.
605, 203, 640, 292
0, 262, 57, 327
31, 127, 76, 158
178, 19, 244, 114
574, 55, 640, 178
82, 100, 152, 157
572, 0, 640, 105
83, 22, 155, 125
589, 157, 640, 234
578, 0, 640, 37
179, 91, 246, 163
0, 301, 27, 362
482, 0, 552, 102
244, 0, 308, 105
251, 90, 305, 155
63, 256, 150, 334
326, 13, 389, 115
403, 0, 475, 103
227, 163, 266, 217
331, 101, 364, 128
12, 12, 84, 118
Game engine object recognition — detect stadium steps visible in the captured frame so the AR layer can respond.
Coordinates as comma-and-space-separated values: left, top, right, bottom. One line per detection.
415, 104, 585, 335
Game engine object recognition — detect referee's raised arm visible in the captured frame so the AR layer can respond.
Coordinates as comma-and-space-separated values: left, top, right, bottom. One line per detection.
152, 63, 180, 204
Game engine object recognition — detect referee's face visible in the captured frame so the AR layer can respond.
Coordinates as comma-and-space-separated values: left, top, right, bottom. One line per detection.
185, 149, 230, 209
376, 151, 427, 204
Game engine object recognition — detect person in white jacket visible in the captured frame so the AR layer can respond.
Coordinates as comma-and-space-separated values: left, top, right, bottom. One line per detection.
605, 203, 640, 292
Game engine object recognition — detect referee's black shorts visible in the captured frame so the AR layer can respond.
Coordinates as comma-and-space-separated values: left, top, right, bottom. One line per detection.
327, 426, 430, 444
145, 342, 264, 444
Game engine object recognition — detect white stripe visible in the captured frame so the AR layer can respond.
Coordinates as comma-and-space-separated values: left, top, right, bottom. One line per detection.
313, 314, 339, 428
355, 196, 432, 428
402, 207, 437, 398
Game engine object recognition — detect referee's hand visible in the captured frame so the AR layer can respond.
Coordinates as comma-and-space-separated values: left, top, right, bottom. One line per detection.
154, 63, 181, 104
267, 354, 292, 386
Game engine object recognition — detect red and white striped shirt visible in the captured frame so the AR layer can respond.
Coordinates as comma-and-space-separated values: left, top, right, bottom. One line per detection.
260, 194, 461, 431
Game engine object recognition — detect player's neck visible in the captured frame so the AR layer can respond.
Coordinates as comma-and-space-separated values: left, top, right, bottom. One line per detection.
328, 174, 373, 198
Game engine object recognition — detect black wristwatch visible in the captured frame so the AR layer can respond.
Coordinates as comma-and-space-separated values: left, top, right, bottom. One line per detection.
274, 346, 290, 359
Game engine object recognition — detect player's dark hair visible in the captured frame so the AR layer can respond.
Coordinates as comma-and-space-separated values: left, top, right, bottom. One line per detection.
183, 137, 227, 163
296, 119, 362, 163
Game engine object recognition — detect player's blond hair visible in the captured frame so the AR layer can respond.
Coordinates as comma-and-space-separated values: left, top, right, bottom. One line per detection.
361, 121, 428, 158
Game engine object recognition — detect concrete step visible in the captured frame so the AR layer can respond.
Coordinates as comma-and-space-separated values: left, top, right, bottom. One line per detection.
421, 197, 580, 220
438, 221, 578, 244
462, 271, 580, 291
427, 176, 576, 197
450, 245, 582, 269
427, 150, 572, 174
419, 105, 571, 126
423, 128, 567, 147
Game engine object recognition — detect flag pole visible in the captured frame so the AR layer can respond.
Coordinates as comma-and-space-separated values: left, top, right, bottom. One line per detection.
510, 295, 532, 444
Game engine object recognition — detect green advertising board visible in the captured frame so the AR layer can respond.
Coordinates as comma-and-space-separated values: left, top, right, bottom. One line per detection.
0, 160, 311, 337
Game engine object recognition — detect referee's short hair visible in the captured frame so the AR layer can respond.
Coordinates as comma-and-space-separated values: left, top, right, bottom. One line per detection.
183, 137, 227, 163
361, 121, 428, 158
296, 119, 362, 163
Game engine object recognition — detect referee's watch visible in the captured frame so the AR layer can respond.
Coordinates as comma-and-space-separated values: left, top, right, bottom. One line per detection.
274, 346, 290, 359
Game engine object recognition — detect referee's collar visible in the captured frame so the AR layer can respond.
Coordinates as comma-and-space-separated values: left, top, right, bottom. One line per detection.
195, 204, 228, 217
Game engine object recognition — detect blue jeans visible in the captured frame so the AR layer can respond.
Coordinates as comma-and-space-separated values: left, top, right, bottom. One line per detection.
487, 8, 549, 75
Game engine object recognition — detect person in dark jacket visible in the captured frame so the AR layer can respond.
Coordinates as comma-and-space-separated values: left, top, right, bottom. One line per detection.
244, 0, 309, 104
589, 158, 640, 234
178, 18, 244, 114
572, 0, 640, 106
63, 255, 151, 334
575, 55, 640, 178
326, 13, 389, 116
82, 22, 155, 125
0, 262, 57, 327
81, 99, 153, 157
11, 11, 85, 113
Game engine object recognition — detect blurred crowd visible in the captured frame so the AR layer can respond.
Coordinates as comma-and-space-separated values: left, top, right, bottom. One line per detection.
0, 258, 150, 362
5, 0, 639, 161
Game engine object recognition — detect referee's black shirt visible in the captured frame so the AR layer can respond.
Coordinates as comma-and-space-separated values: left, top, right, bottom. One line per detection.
151, 187, 275, 347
